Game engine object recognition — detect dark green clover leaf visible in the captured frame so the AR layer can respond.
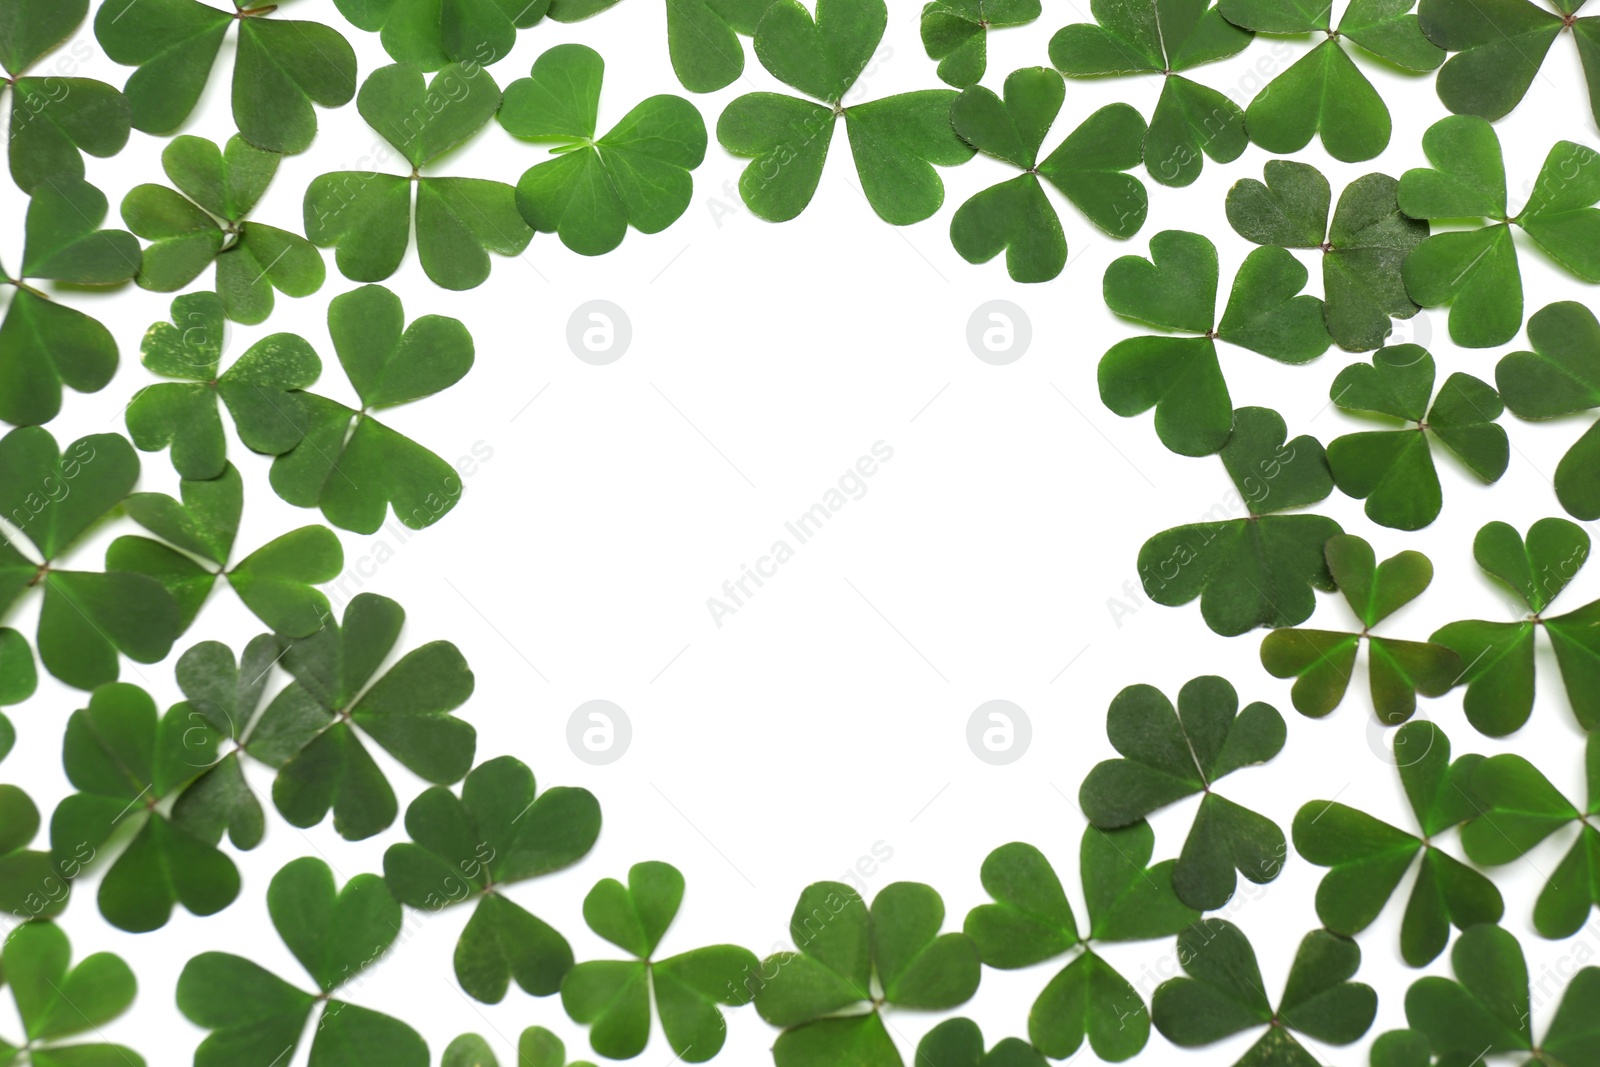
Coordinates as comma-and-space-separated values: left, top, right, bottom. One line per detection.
666, 0, 774, 92
1100, 231, 1332, 455
1404, 923, 1599, 1063
125, 292, 322, 480
1137, 407, 1344, 635
1368, 1029, 1439, 1067
0, 627, 36, 709
1262, 535, 1461, 722
384, 755, 601, 1002
105, 462, 343, 636
0, 922, 142, 1066
178, 857, 427, 1067
1218, 0, 1442, 162
332, 0, 546, 70
1432, 516, 1600, 734
561, 861, 757, 1061
915, 1019, 1046, 1067
1325, 346, 1508, 530
247, 592, 476, 841
0, 0, 131, 193
1399, 115, 1600, 348
1049, 0, 1252, 188
964, 822, 1198, 1060
1226, 161, 1428, 351
1420, 0, 1600, 125
269, 283, 475, 533
0, 178, 139, 427
949, 67, 1146, 283
446, 1026, 602, 1067
1460, 737, 1600, 938
754, 881, 980, 1067
94, 0, 356, 152
121, 135, 324, 325
1080, 676, 1286, 910
1497, 301, 1600, 521
1153, 922, 1377, 1066
499, 44, 707, 255
306, 61, 529, 289
718, 0, 974, 223
0, 782, 69, 923
921, 0, 1041, 87
0, 427, 180, 689
1293, 720, 1501, 967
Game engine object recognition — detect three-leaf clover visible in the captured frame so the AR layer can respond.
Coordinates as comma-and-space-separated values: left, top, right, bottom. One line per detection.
306, 62, 531, 289
1398, 115, 1600, 348
1324, 346, 1508, 530
331, 0, 546, 69
1049, 0, 1252, 188
1137, 407, 1344, 635
48, 682, 240, 932
915, 1019, 1046, 1067
499, 44, 707, 256
178, 857, 427, 1067
921, 0, 1042, 87
1218, 0, 1443, 161
1293, 720, 1501, 967
752, 881, 981, 1067
121, 135, 325, 324
0, 922, 142, 1067
1431, 517, 1600, 734
1262, 535, 1462, 722
1420, 0, 1600, 124
245, 592, 476, 840
718, 0, 974, 223
949, 67, 1147, 283
1497, 301, 1600, 521
1226, 161, 1429, 351
94, 0, 357, 152
383, 755, 601, 1002
1080, 676, 1287, 910
1100, 231, 1332, 456
0, 427, 180, 689
560, 861, 757, 1061
1152, 921, 1377, 1066
963, 822, 1199, 1060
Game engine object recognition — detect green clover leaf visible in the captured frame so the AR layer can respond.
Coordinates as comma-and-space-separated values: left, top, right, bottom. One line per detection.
921, 0, 1042, 87
332, 0, 548, 70
1420, 0, 1600, 125
1497, 301, 1600, 520
445, 1026, 602, 1067
666, 0, 775, 92
1367, 1029, 1441, 1067
0, 781, 68, 923
0, 922, 142, 1066
383, 755, 601, 1002
915, 1019, 1047, 1067
0, 628, 36, 711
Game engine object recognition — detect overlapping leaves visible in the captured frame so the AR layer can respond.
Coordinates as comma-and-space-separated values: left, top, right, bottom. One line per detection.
921, 0, 1042, 87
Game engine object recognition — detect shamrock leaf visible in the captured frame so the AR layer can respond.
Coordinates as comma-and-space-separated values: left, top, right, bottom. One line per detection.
1324, 346, 1507, 529
178, 857, 427, 1067
915, 1019, 1046, 1067
47, 682, 240, 932
718, 0, 974, 223
0, 922, 142, 1066
1497, 301, 1600, 521
1262, 535, 1462, 722
1404, 923, 1599, 1063
0, 427, 180, 689
1460, 737, 1600, 937
0, 178, 139, 427
1100, 231, 1332, 455
1153, 922, 1377, 1065
1227, 161, 1429, 351
754, 881, 980, 1067
1218, 0, 1442, 162
1432, 516, 1600, 734
246, 592, 476, 841
500, 44, 707, 255
963, 822, 1198, 1060
921, 0, 1042, 87
446, 1026, 602, 1067
0, 782, 69, 922
0, 627, 36, 709
560, 861, 757, 1061
1368, 1029, 1440, 1067
1049, 0, 1252, 187
1420, 0, 1600, 125
949, 67, 1147, 283
1138, 407, 1344, 635
121, 135, 324, 325
1399, 115, 1600, 348
667, 0, 774, 92
1293, 720, 1501, 966
306, 62, 530, 289
269, 284, 475, 533
332, 0, 547, 70
94, 0, 356, 152
384, 755, 600, 1002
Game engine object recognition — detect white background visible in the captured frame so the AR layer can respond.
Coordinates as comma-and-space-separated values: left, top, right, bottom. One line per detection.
5, 1, 1600, 1064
